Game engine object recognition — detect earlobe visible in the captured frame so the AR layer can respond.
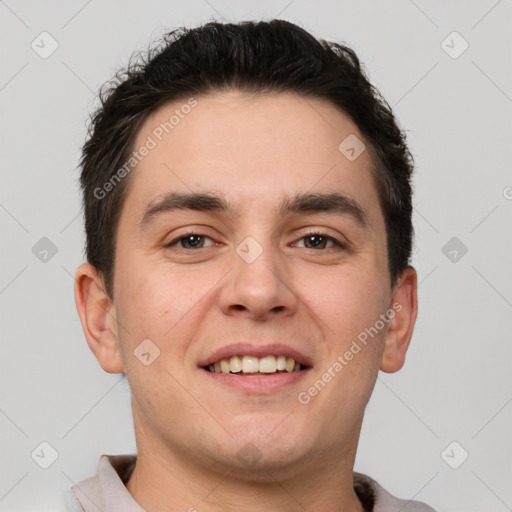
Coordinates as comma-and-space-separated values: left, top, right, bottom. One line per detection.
379, 266, 418, 373
74, 263, 125, 374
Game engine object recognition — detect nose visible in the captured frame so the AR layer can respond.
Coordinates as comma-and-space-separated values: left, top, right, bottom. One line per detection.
218, 237, 298, 321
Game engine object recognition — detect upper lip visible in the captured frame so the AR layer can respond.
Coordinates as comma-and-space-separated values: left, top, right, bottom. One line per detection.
198, 343, 313, 368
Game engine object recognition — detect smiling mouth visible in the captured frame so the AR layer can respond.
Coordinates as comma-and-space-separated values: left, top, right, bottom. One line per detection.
202, 355, 309, 376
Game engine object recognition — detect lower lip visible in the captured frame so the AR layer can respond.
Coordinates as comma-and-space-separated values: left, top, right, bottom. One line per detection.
200, 368, 311, 394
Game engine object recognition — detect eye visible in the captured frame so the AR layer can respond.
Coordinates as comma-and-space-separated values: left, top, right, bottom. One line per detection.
164, 232, 216, 250
163, 230, 346, 252
294, 230, 346, 250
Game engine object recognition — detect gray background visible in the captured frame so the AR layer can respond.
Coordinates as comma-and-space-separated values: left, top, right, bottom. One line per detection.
1, 1, 511, 510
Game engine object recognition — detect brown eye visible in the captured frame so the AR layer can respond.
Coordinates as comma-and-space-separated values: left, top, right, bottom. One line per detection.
295, 231, 345, 250
164, 233, 215, 250
303, 234, 331, 249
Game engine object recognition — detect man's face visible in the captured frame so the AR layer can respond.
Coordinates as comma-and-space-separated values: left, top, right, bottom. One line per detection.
103, 91, 404, 475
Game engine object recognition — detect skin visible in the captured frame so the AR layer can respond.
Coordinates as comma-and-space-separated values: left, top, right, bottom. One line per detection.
74, 90, 418, 512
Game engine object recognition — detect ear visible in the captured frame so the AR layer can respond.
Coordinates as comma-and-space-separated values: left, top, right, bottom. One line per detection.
379, 266, 418, 373
74, 263, 124, 374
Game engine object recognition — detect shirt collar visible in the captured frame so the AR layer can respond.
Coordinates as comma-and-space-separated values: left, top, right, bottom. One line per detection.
72, 454, 144, 512
71, 454, 435, 512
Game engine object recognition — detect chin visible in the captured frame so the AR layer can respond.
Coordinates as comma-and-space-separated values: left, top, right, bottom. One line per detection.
214, 420, 313, 471
219, 442, 310, 481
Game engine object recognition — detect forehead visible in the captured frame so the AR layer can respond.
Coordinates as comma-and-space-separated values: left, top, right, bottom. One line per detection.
138, 90, 366, 167
122, 91, 384, 234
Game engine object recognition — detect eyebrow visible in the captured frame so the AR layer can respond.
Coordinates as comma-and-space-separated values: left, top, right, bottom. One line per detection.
137, 191, 370, 231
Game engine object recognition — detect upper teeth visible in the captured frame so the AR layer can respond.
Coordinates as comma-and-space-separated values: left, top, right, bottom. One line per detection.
208, 355, 301, 374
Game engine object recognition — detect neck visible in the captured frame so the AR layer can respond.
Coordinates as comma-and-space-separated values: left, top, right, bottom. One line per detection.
125, 420, 365, 512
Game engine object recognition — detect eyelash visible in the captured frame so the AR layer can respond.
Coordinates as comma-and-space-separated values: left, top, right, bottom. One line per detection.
163, 229, 346, 251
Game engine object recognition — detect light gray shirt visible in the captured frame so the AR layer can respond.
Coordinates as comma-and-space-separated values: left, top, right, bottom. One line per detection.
63, 454, 437, 511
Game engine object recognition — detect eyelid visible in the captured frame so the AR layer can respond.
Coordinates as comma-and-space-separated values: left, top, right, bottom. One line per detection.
164, 229, 217, 248
164, 227, 348, 251
294, 228, 347, 250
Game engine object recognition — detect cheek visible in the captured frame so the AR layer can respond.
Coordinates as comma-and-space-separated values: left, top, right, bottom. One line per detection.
113, 261, 215, 370
116, 259, 192, 331
299, 264, 386, 342
112, 266, 176, 373
116, 277, 166, 337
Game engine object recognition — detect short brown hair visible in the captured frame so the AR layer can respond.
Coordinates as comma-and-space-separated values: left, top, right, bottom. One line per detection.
78, 19, 415, 300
